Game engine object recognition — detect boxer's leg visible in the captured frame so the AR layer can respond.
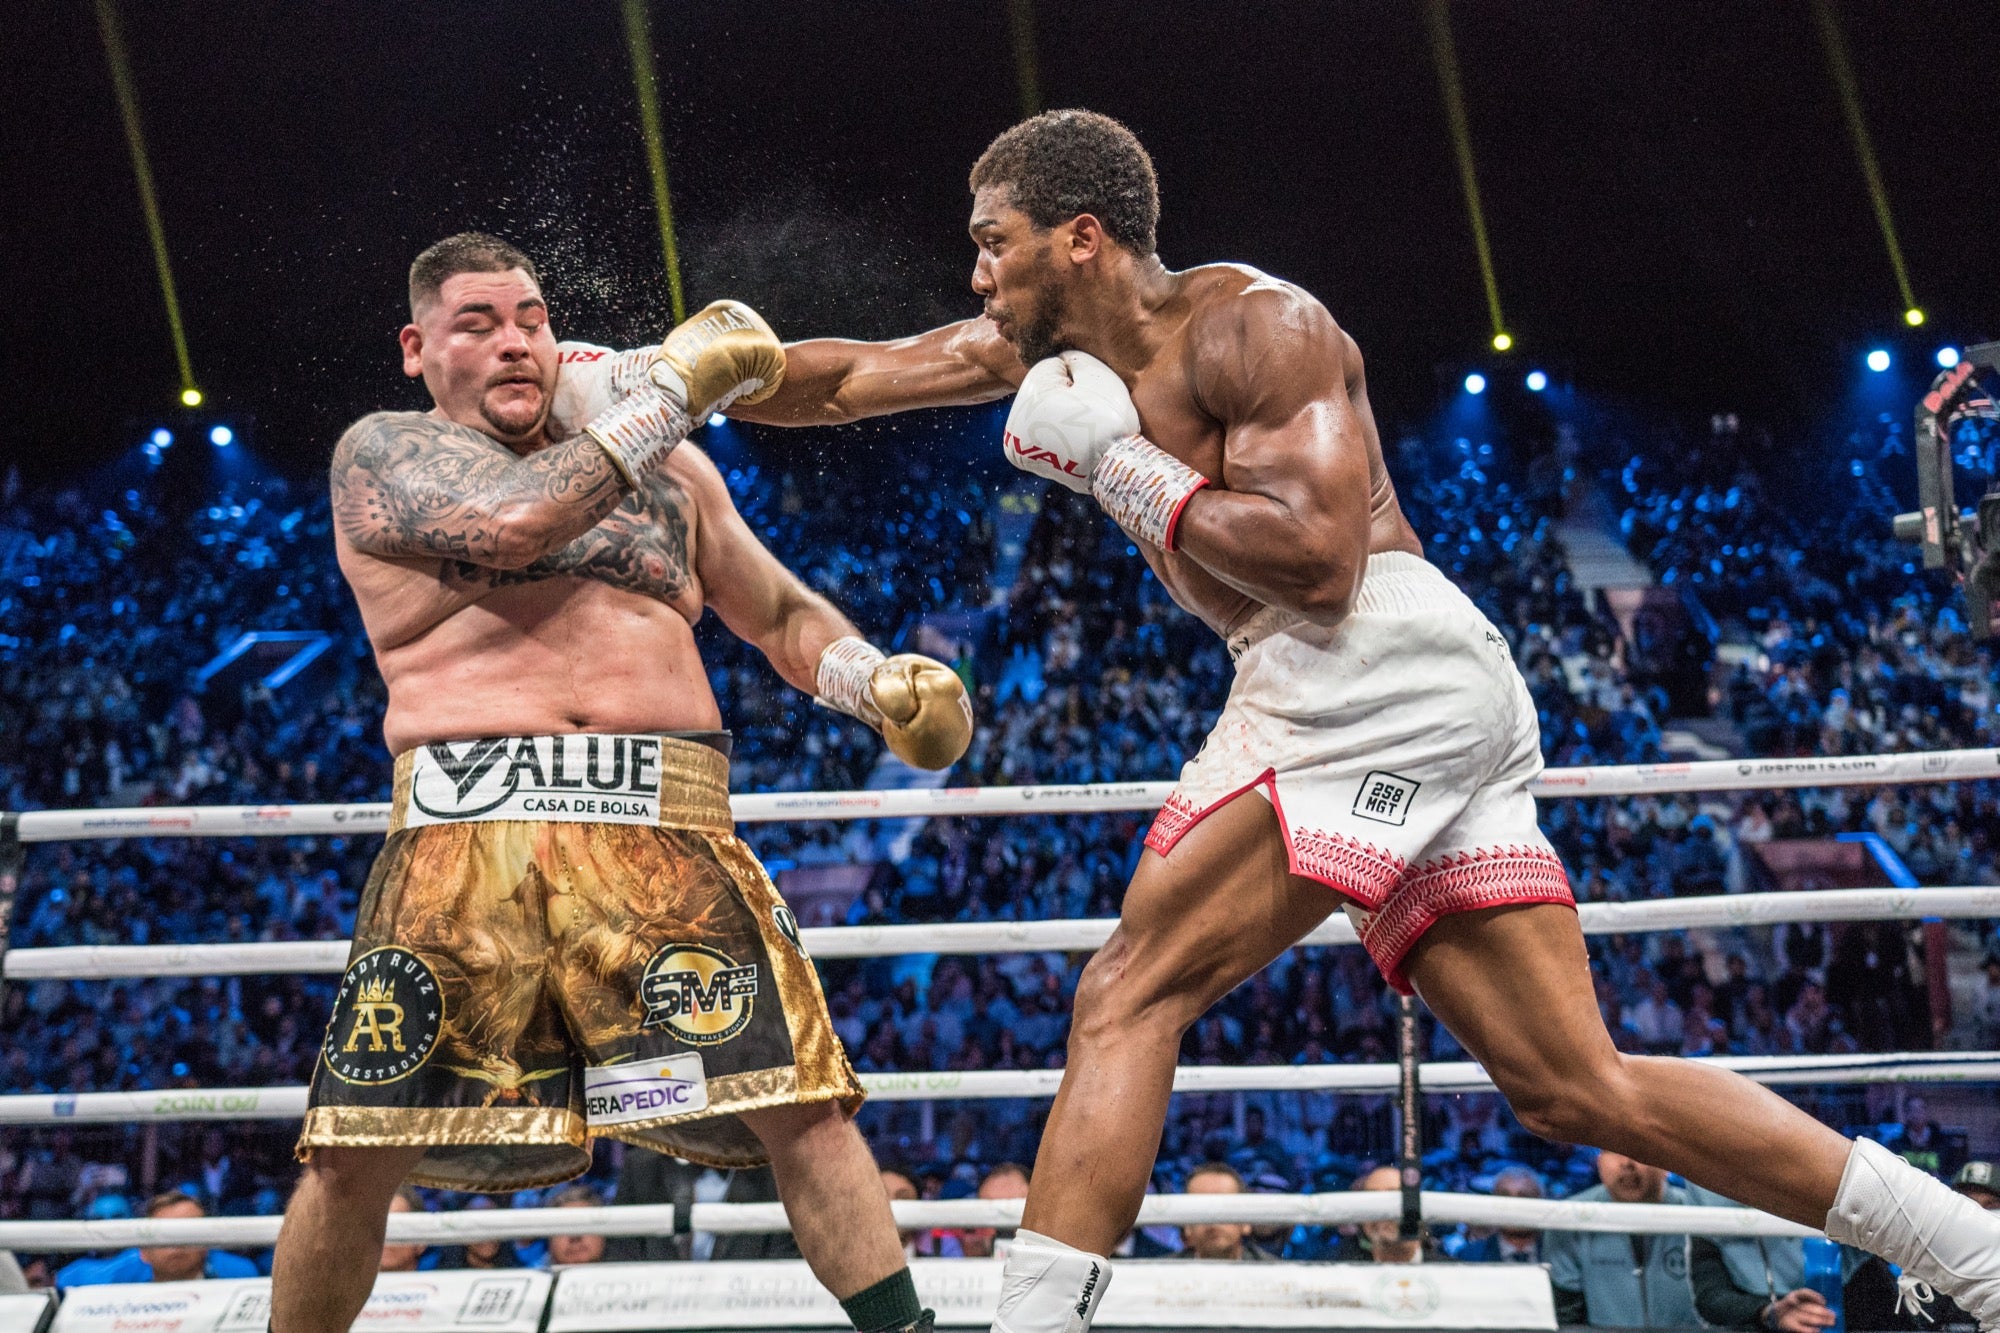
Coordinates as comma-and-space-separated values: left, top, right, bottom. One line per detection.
1020, 790, 1335, 1254
272, 1145, 427, 1333
743, 1100, 905, 1294
1405, 903, 2000, 1324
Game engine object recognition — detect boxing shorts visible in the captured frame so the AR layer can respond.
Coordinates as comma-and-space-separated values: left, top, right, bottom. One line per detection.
297, 732, 862, 1192
1145, 552, 1574, 992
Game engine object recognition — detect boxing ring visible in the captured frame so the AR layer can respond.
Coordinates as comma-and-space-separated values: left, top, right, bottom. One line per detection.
2, 747, 1997, 1329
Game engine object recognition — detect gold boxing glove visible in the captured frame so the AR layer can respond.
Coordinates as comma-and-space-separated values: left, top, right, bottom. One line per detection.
816, 637, 974, 771
648, 299, 787, 420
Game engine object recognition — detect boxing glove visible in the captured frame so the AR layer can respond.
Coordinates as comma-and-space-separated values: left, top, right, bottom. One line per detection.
816, 638, 974, 771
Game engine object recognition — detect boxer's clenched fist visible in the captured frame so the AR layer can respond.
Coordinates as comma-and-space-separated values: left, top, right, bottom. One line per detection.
1002, 351, 1210, 551
1002, 351, 1138, 493
650, 300, 787, 420
816, 638, 974, 771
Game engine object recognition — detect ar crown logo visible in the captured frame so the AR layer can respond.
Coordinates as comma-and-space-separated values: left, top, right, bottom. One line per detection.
346, 974, 404, 1052
640, 944, 759, 1044
324, 946, 443, 1084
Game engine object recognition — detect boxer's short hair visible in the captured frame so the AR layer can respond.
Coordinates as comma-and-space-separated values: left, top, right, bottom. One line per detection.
971, 109, 1159, 255
409, 232, 540, 316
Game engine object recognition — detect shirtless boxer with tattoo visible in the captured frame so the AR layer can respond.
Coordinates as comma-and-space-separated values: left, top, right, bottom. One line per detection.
720, 112, 2000, 1332
272, 233, 963, 1333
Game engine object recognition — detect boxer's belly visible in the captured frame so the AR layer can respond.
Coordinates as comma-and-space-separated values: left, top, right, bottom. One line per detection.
374, 580, 721, 756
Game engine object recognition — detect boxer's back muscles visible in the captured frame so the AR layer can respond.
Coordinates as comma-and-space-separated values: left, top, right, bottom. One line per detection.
331, 409, 802, 755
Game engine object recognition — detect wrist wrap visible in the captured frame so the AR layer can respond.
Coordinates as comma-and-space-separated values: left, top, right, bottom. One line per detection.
1090, 434, 1209, 550
816, 636, 887, 724
583, 388, 693, 488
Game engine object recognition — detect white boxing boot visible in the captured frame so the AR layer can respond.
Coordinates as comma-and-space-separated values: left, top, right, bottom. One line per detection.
1825, 1137, 2000, 1330
991, 1229, 1112, 1333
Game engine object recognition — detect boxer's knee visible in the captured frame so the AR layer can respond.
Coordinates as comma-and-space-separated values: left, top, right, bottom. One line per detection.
292, 1145, 424, 1209
1495, 1050, 1636, 1146
1069, 931, 1206, 1052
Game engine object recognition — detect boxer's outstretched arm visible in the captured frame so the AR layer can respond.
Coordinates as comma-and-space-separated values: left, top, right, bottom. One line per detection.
729, 319, 1023, 426
331, 410, 628, 569
675, 444, 857, 696
1169, 285, 1372, 625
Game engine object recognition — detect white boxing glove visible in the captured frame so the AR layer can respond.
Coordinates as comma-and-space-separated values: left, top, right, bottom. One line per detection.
1002, 351, 1210, 551
551, 341, 659, 442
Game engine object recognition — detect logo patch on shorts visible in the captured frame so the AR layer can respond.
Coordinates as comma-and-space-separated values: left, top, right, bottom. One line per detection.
583, 1053, 708, 1126
1352, 771, 1420, 826
639, 944, 759, 1044
323, 947, 444, 1084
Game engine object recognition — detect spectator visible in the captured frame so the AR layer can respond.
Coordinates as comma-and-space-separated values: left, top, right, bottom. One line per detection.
1456, 1167, 1545, 1264
432, 1196, 522, 1271
957, 1163, 1031, 1259
543, 1184, 608, 1267
1176, 1162, 1277, 1261
1349, 1166, 1447, 1264
57, 1190, 258, 1286
1683, 1181, 1913, 1333
378, 1187, 427, 1273
1543, 1152, 1699, 1327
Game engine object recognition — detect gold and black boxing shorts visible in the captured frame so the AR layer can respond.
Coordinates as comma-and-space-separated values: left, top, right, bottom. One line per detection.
296, 732, 862, 1192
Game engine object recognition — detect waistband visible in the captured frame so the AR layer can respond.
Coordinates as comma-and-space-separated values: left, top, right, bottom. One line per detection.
1225, 552, 1456, 660
390, 733, 733, 835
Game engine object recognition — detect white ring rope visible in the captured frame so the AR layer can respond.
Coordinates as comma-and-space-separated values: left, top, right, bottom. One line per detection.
0, 1190, 1816, 1252
8, 886, 1997, 981
3, 1052, 1993, 1127
11, 745, 2000, 844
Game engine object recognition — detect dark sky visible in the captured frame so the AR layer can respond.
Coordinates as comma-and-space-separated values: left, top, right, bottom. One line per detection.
3, 1, 1995, 481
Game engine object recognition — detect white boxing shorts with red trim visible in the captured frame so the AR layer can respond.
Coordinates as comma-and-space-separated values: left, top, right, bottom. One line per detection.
1144, 550, 1574, 992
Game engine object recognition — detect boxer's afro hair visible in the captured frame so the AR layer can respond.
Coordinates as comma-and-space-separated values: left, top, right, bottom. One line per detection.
408, 232, 539, 316
971, 109, 1158, 256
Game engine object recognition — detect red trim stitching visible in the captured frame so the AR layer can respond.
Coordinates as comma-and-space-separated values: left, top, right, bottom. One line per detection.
1143, 770, 1278, 857
1360, 845, 1574, 992
1287, 826, 1407, 907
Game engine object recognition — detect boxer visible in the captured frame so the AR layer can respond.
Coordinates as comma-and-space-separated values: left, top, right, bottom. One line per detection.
274, 233, 962, 1333
719, 112, 2000, 1332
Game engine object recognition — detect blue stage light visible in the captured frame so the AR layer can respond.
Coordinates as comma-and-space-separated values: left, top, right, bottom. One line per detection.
1464, 373, 1487, 395
708, 413, 727, 428
1866, 349, 1891, 373
1937, 347, 1961, 369
1525, 370, 1548, 393
209, 425, 234, 446
150, 428, 173, 448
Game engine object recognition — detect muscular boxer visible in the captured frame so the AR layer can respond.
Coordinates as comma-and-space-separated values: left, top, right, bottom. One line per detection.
273, 233, 965, 1333
721, 113, 2000, 1332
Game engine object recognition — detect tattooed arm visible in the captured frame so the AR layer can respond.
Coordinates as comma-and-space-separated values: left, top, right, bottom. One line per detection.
329, 410, 630, 569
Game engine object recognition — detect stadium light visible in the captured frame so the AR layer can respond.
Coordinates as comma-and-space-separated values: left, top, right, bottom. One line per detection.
1904, 307, 1925, 327
707, 413, 726, 428
1525, 370, 1548, 393
1464, 372, 1488, 395
150, 428, 173, 449
1866, 349, 1891, 373
209, 425, 234, 447
1491, 333, 1513, 352
1937, 347, 1961, 369
180, 387, 204, 408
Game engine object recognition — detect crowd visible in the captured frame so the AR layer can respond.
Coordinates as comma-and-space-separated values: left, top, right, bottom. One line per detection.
2, 399, 1998, 1285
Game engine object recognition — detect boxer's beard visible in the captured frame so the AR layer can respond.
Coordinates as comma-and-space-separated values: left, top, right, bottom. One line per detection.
479, 387, 548, 440
1010, 280, 1070, 366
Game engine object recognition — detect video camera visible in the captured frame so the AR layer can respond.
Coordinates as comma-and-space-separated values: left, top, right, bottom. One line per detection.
1891, 340, 2000, 636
